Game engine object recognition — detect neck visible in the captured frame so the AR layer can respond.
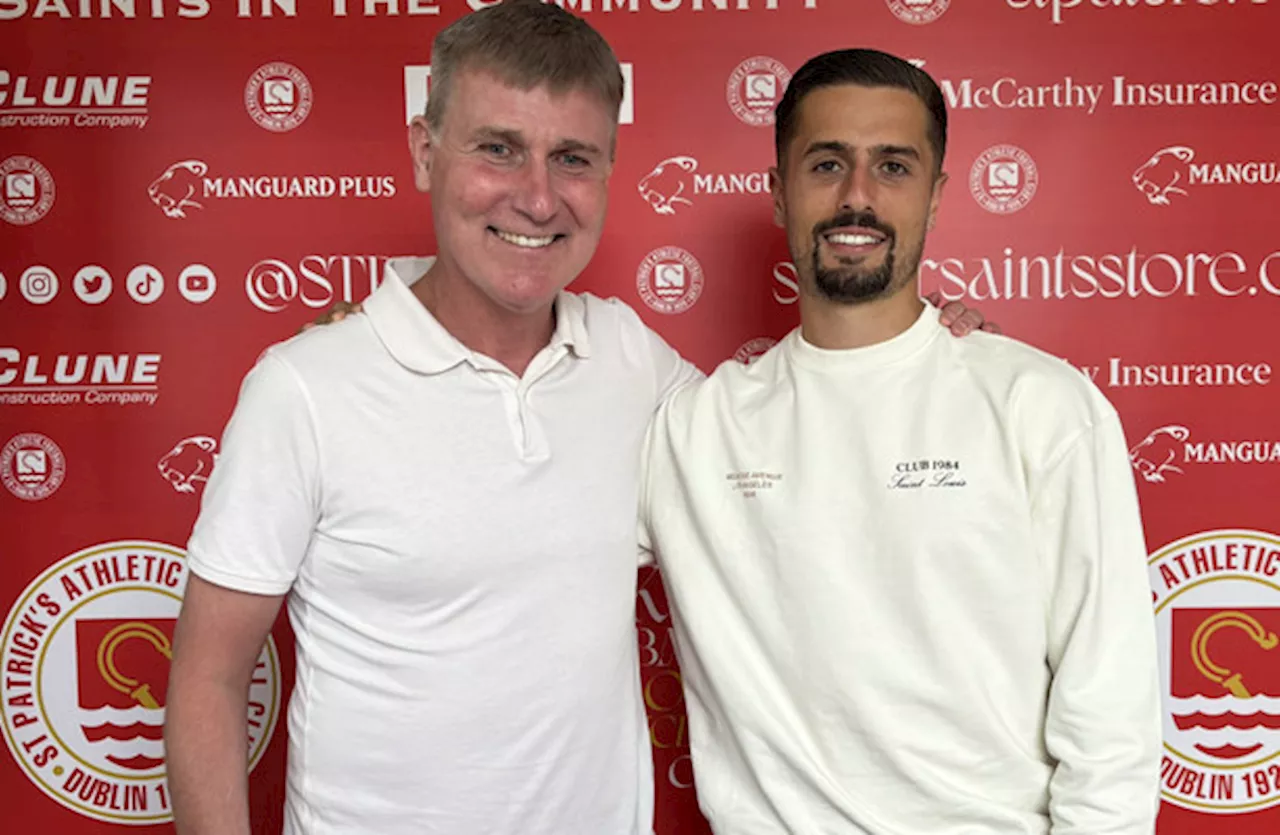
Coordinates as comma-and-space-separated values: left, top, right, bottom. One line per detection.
798, 281, 925, 350
412, 259, 556, 377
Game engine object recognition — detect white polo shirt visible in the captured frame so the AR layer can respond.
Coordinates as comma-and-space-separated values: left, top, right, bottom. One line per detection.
186, 257, 698, 835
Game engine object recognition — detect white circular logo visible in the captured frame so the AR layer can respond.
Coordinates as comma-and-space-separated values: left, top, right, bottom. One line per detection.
637, 247, 705, 315
886, 0, 951, 25
245, 62, 313, 133
727, 57, 791, 128
1, 433, 65, 501
0, 155, 55, 226
0, 270, 8, 301
0, 541, 282, 824
73, 266, 113, 305
20, 266, 59, 305
733, 337, 778, 365
969, 145, 1039, 214
177, 264, 217, 304
1150, 529, 1280, 814
126, 265, 164, 304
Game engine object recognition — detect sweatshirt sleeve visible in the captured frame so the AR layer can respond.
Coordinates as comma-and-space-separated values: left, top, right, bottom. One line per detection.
1032, 407, 1163, 834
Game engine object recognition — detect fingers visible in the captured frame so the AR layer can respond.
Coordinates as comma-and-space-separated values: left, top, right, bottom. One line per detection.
938, 300, 965, 327
979, 321, 1003, 335
923, 290, 942, 310
949, 308, 986, 336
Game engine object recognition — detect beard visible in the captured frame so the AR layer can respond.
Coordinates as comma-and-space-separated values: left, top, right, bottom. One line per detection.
808, 210, 922, 305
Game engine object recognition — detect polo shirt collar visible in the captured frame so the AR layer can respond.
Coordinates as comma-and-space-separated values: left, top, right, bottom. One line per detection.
364, 256, 591, 375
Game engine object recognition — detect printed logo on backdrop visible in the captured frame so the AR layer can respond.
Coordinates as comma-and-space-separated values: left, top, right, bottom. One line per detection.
886, 0, 950, 25
924, 246, 1280, 302
0, 156, 55, 225
1008, 0, 1273, 26
148, 160, 396, 218
727, 57, 791, 127
245, 62, 312, 133
940, 74, 1276, 115
245, 255, 387, 312
637, 569, 694, 791
637, 155, 771, 216
0, 348, 162, 407
969, 145, 1038, 214
403, 63, 635, 126
158, 436, 218, 495
1130, 424, 1280, 484
1, 432, 65, 501
637, 247, 704, 315
1134, 146, 1280, 206
734, 338, 777, 365
0, 541, 280, 823
5, 264, 217, 306
19, 266, 58, 305
1150, 530, 1280, 813
0, 71, 151, 129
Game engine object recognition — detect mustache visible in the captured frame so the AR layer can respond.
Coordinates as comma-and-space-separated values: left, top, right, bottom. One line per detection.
812, 211, 896, 241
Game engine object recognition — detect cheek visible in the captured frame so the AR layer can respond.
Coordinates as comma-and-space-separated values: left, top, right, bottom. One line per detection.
438, 165, 506, 217
563, 180, 609, 231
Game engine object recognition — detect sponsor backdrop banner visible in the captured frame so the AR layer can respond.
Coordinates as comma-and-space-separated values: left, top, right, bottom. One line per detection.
0, 1, 1276, 832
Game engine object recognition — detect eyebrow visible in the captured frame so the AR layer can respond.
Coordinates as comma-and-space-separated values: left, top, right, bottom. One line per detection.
802, 140, 922, 161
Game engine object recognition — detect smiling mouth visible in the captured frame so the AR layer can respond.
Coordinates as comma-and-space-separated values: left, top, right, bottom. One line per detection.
823, 231, 887, 248
489, 227, 564, 249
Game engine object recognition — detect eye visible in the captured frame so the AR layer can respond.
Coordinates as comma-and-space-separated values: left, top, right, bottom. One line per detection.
558, 152, 590, 168
481, 143, 511, 158
812, 159, 842, 174
881, 160, 911, 177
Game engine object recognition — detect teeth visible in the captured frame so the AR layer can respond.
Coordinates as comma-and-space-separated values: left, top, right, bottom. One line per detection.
827, 233, 882, 246
494, 229, 557, 248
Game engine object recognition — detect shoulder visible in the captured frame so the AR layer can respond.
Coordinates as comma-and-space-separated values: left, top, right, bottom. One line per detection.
252, 314, 381, 391
660, 337, 785, 422
950, 330, 1120, 465
570, 291, 683, 365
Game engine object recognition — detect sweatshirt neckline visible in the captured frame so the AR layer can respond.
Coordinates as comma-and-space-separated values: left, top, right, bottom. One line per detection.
785, 303, 941, 373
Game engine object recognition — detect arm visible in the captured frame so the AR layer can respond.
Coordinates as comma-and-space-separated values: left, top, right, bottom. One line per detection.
165, 578, 284, 835
1035, 409, 1162, 834
165, 350, 322, 833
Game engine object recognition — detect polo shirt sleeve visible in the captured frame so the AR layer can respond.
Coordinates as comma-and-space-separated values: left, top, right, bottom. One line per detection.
185, 349, 322, 596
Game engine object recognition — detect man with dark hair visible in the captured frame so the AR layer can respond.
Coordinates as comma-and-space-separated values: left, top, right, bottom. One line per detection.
164, 4, 991, 831
640, 48, 1162, 834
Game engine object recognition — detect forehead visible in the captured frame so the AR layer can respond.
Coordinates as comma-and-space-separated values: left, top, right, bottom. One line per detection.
790, 84, 931, 157
445, 68, 616, 140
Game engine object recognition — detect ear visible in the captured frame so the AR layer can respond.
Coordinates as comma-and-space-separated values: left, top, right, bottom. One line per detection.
926, 170, 948, 232
408, 115, 435, 193
769, 166, 785, 228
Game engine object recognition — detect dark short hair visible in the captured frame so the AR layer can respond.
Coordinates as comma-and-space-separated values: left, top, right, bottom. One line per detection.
425, 0, 624, 135
774, 48, 948, 174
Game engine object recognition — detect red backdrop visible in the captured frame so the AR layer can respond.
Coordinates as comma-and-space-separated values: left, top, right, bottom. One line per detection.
2, 0, 1278, 831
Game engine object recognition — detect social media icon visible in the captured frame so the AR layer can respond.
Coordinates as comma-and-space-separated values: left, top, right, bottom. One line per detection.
73, 265, 113, 305
126, 264, 164, 304
178, 264, 217, 304
20, 266, 58, 305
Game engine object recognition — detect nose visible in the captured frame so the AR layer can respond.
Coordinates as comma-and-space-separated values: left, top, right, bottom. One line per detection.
512, 161, 557, 225
837, 162, 876, 214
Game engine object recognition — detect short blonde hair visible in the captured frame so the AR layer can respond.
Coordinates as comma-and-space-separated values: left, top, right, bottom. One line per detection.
424, 0, 625, 135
